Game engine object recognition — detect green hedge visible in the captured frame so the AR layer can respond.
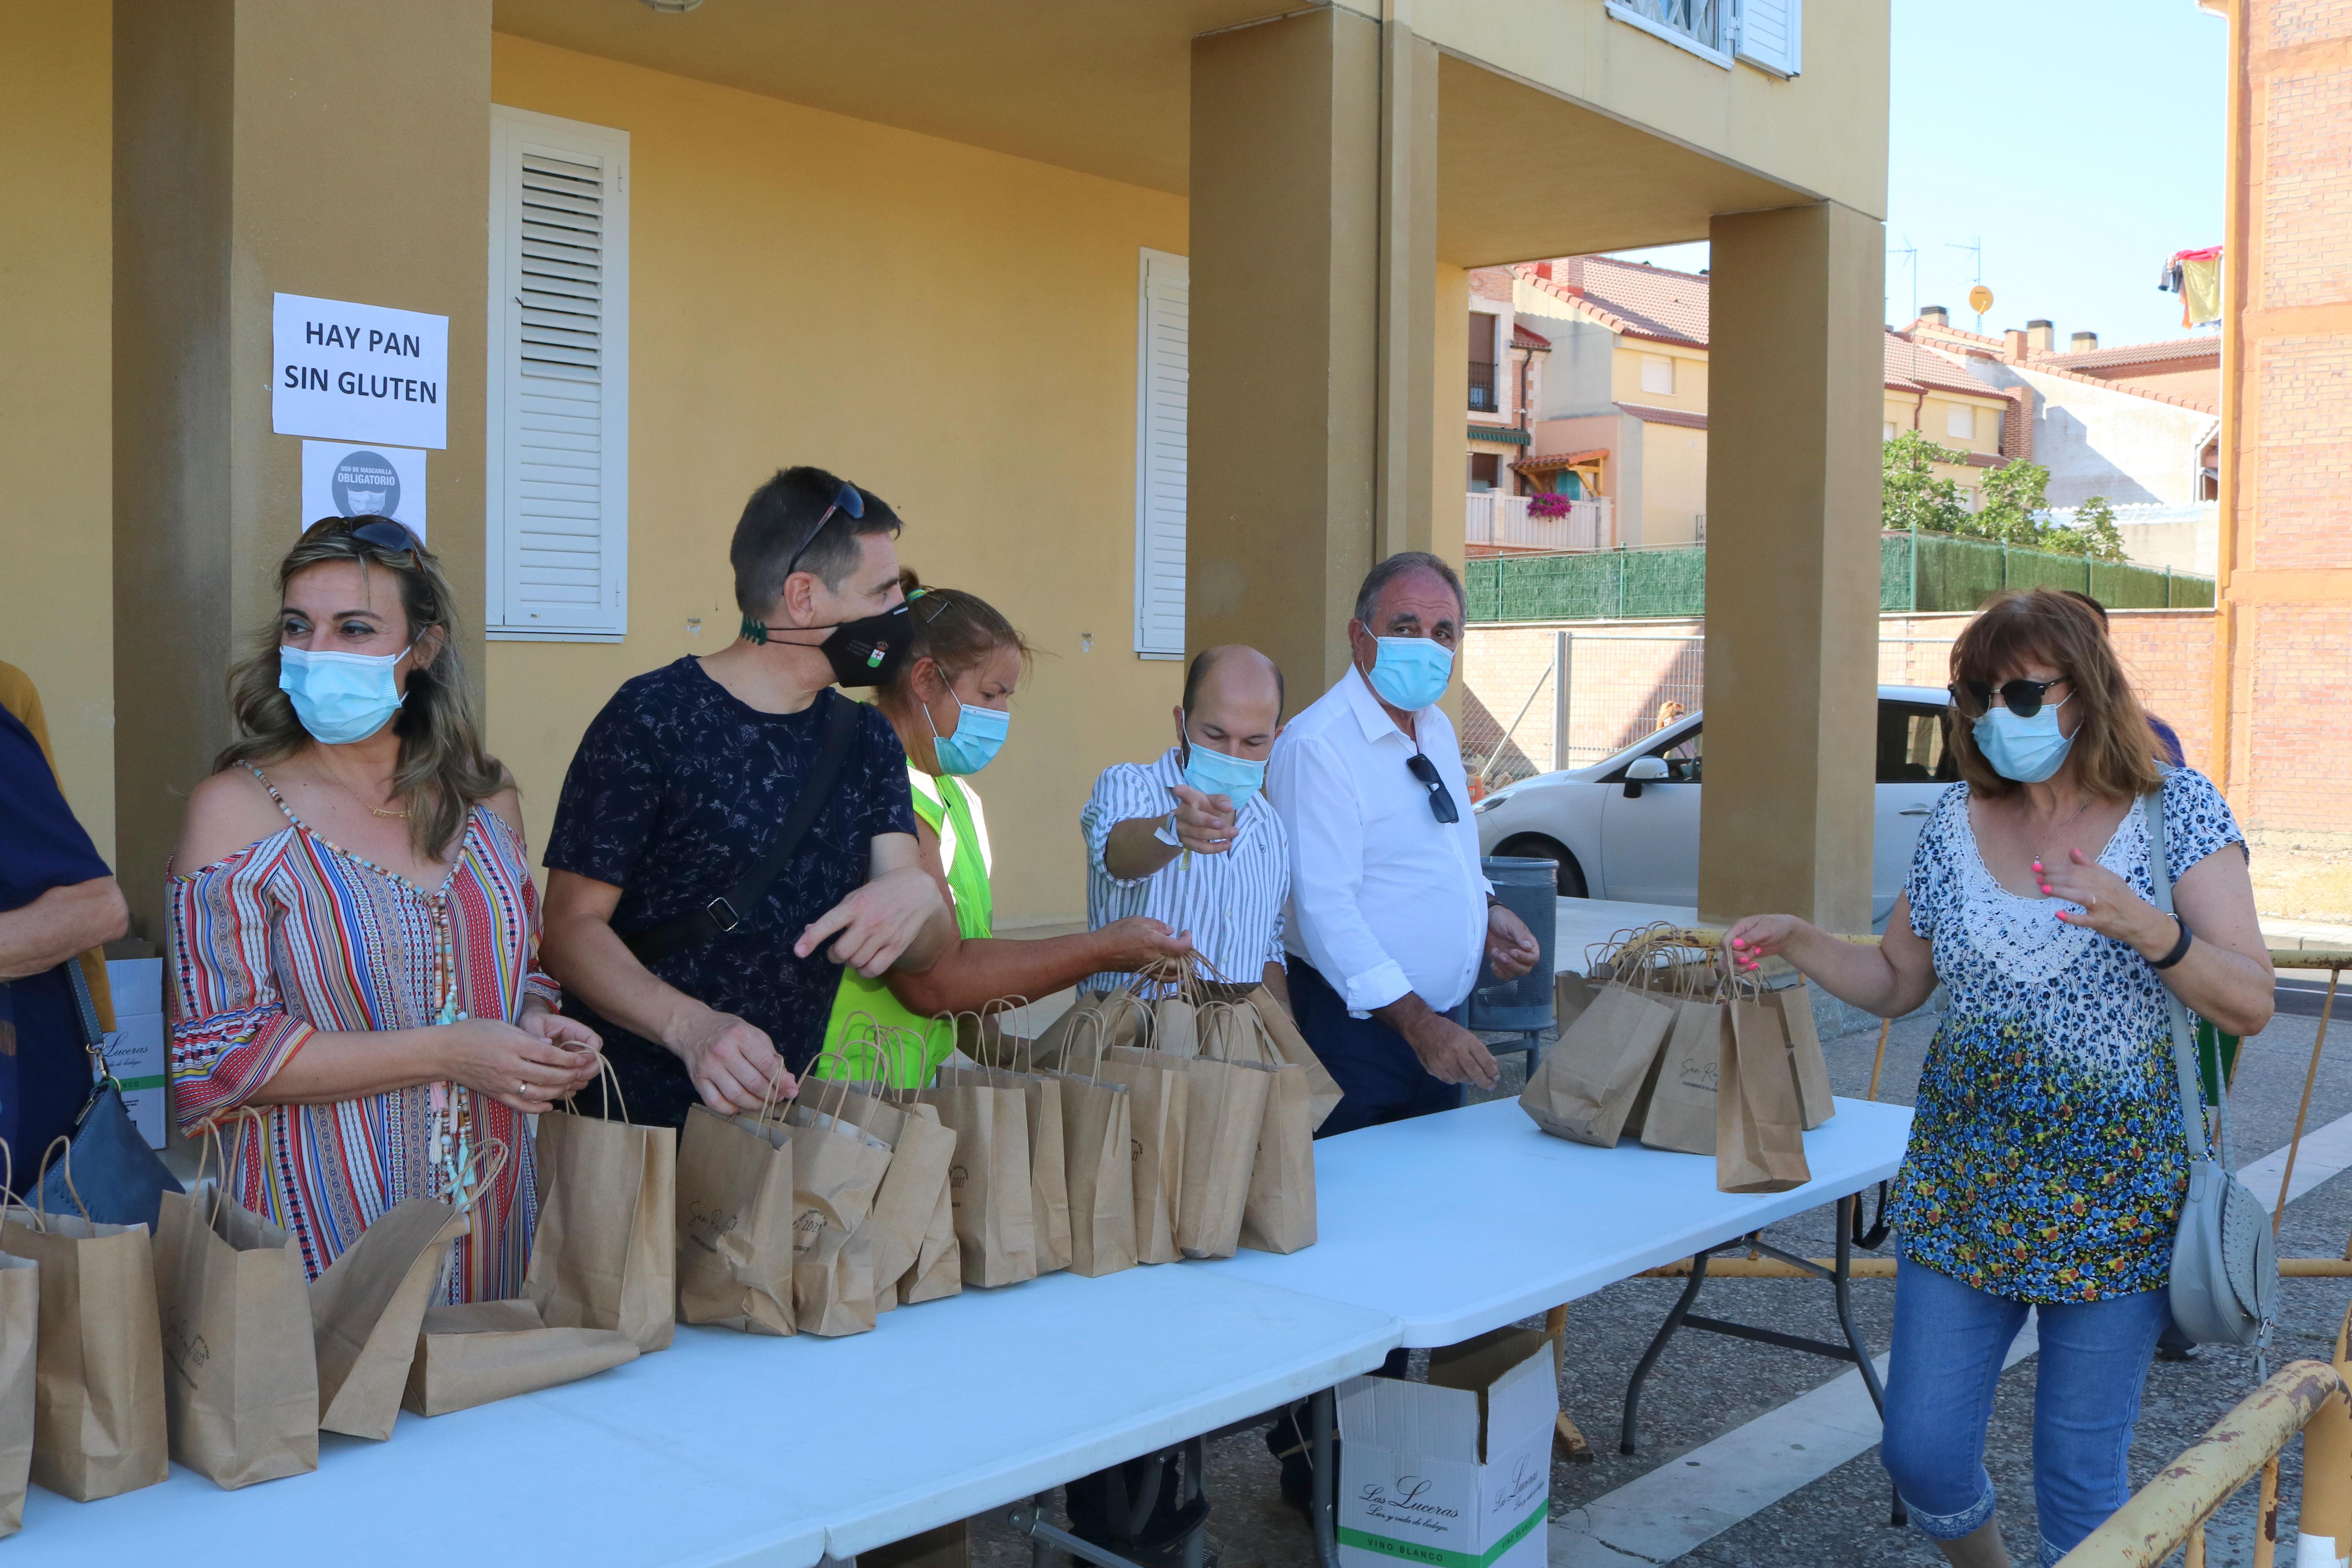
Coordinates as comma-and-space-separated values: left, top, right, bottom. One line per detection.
1470, 534, 2214, 623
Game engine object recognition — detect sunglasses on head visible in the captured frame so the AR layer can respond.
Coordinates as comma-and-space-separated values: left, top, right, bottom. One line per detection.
1954, 676, 2066, 719
779, 481, 867, 583
1405, 752, 1459, 825
306, 516, 424, 557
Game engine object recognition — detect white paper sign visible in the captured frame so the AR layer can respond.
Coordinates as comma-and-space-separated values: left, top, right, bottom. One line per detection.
272, 292, 449, 449
301, 441, 428, 539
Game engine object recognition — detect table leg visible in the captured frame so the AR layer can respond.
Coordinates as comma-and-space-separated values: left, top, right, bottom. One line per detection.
1313, 1387, 1340, 1568
1544, 1303, 1594, 1463
1829, 1194, 1906, 1529
1620, 1249, 1711, 1455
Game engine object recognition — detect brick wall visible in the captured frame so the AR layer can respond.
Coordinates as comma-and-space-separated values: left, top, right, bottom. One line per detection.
2232, 0, 2352, 900
1463, 608, 2218, 780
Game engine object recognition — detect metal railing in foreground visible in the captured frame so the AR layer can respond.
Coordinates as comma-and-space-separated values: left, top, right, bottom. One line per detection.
2057, 1354, 2347, 1567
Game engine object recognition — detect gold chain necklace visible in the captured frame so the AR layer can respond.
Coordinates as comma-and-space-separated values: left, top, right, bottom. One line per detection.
2031, 793, 2096, 871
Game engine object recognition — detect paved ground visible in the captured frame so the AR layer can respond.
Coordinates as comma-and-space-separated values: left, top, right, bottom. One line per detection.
962, 1000, 2345, 1568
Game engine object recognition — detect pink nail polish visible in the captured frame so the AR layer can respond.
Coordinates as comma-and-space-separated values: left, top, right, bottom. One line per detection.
1731, 938, 1746, 949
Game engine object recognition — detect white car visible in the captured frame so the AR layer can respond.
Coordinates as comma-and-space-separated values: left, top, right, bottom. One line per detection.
1473, 684, 1956, 932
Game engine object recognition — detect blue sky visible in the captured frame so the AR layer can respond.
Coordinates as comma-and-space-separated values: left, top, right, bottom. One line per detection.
1612, 0, 2227, 348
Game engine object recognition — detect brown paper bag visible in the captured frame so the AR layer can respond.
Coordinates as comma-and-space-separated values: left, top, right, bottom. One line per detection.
781, 1076, 893, 1336
1054, 1061, 1138, 1278
1, 1138, 169, 1500
152, 1121, 319, 1488
525, 1060, 677, 1354
1768, 983, 1838, 1130
836, 1084, 959, 1308
1553, 971, 1599, 1038
0, 1249, 32, 1537
1237, 1056, 1317, 1255
1099, 1041, 1189, 1267
1170, 1004, 1272, 1259
1033, 987, 1152, 1074
1519, 977, 1675, 1147
913, 1076, 1037, 1288
400, 1298, 638, 1416
1214, 983, 1341, 1132
1717, 983, 1812, 1193
675, 1105, 797, 1336
309, 1195, 468, 1440
1639, 993, 1725, 1155
900, 1176, 964, 1303
936, 1018, 1073, 1277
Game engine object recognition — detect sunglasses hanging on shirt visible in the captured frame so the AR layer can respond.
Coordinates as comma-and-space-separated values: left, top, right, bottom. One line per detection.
1405, 752, 1459, 825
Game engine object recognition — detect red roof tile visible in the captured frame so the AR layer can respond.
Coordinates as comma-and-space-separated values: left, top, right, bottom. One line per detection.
2040, 336, 2218, 372
1515, 257, 1710, 349
1883, 333, 2013, 402
1615, 401, 1708, 430
1512, 321, 1553, 350
1513, 448, 1610, 472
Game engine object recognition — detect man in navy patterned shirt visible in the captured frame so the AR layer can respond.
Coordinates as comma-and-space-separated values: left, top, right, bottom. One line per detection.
541, 466, 954, 1128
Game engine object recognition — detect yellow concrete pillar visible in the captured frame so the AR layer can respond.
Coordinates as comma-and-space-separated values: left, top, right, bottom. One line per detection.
112, 0, 490, 942
1188, 5, 1437, 693
1697, 202, 1885, 931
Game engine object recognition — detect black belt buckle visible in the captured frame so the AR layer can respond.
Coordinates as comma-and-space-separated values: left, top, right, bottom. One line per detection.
706, 895, 742, 933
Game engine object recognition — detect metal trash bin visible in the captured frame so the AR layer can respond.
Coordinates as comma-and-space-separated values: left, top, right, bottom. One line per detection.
1468, 855, 1558, 1034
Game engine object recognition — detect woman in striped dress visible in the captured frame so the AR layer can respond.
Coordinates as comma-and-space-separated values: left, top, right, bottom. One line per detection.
169, 517, 600, 1300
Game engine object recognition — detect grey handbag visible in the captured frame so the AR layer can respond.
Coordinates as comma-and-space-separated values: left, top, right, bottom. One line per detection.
2147, 787, 2277, 1364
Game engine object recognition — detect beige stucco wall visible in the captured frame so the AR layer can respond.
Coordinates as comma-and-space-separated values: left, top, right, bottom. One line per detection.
1612, 341, 1710, 412
1639, 421, 1709, 543
1416, 0, 1889, 223
487, 34, 1190, 927
1, 2, 113, 861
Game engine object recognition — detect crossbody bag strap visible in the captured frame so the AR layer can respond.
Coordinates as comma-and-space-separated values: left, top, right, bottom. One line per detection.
2143, 784, 2221, 1167
624, 693, 865, 966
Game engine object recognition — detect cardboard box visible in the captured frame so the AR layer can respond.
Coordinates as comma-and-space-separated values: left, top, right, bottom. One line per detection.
1338, 1327, 1553, 1568
104, 958, 168, 1149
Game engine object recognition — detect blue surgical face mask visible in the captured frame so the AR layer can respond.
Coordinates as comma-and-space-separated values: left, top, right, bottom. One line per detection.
1180, 726, 1268, 811
1365, 636, 1453, 712
1973, 695, 2075, 784
278, 642, 412, 746
928, 691, 1009, 776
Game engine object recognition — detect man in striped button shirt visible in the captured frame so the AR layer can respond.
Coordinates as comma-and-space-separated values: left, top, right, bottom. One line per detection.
1079, 645, 1290, 1002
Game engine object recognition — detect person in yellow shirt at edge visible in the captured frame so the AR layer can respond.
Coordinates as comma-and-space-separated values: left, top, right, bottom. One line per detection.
815, 571, 1192, 1083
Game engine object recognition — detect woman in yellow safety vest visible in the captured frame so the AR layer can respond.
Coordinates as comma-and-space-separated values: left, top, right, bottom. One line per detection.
817, 572, 1189, 1084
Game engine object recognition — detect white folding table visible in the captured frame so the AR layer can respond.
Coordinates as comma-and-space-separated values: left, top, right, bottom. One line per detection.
13, 1264, 1399, 1568
1208, 1095, 1914, 1346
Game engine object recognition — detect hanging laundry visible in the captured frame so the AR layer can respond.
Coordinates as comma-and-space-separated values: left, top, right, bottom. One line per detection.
2162, 245, 2224, 328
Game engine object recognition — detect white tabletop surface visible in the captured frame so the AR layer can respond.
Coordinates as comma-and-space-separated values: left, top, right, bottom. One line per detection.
15, 1263, 1397, 1566
1206, 1096, 1915, 1348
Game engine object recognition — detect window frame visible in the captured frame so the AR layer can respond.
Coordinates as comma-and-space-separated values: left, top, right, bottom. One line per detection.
485, 104, 632, 644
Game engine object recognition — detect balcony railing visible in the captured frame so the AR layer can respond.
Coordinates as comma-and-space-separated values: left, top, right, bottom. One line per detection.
1465, 492, 1617, 553
1468, 360, 1498, 412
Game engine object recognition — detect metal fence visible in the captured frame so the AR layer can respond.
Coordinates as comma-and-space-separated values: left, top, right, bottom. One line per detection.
1466, 632, 1966, 786
1465, 532, 2216, 624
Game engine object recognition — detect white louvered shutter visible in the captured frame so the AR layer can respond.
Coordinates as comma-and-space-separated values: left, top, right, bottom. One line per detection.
1133, 249, 1189, 659
1735, 0, 1801, 76
487, 108, 630, 641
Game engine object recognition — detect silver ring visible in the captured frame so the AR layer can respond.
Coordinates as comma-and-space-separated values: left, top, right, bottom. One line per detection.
517, 1081, 528, 1096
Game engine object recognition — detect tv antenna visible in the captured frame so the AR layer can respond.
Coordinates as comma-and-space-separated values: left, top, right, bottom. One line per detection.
1946, 237, 1985, 330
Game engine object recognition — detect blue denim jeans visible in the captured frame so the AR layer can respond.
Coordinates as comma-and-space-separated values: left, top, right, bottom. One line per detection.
1880, 1256, 2171, 1568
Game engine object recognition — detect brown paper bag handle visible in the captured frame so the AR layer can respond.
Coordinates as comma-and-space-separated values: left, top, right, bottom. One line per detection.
561, 1050, 633, 1125
1065, 1005, 1115, 1080
187, 1105, 269, 1227
829, 1011, 899, 1098
791, 1047, 865, 1125
29, 1135, 90, 1229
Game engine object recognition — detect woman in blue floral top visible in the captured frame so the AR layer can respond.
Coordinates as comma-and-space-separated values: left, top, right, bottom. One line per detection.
1724, 590, 2274, 1568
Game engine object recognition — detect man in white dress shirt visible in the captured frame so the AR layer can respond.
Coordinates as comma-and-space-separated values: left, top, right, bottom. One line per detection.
1080, 645, 1289, 998
1268, 551, 1540, 1136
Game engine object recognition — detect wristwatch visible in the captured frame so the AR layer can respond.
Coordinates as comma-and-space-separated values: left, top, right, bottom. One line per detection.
1153, 810, 1182, 848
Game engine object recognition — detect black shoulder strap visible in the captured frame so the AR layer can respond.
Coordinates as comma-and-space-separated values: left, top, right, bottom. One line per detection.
624, 693, 864, 966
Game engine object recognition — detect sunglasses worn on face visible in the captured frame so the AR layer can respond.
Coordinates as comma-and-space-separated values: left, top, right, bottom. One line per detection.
779, 481, 867, 583
1405, 752, 1459, 825
1954, 677, 2065, 719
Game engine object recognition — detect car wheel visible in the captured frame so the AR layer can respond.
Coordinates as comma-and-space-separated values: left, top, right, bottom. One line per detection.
1493, 835, 1586, 899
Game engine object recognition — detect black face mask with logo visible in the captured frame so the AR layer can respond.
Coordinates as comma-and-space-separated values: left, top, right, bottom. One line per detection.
740, 601, 913, 689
